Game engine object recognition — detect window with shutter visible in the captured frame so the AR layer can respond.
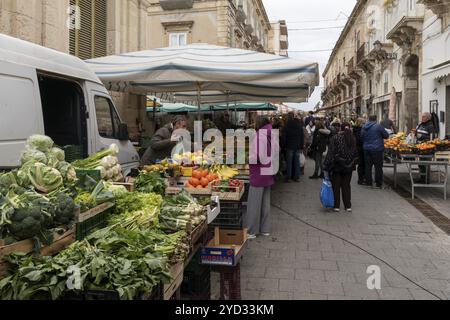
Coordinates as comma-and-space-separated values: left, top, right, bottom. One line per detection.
70, 0, 107, 60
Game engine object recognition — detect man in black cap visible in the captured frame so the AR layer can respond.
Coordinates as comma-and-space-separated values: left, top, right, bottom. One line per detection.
140, 115, 187, 165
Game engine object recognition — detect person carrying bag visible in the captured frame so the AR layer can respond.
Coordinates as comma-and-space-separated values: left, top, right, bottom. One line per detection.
323, 122, 358, 213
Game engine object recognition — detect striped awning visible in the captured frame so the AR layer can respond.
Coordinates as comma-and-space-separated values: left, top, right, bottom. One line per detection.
85, 44, 319, 103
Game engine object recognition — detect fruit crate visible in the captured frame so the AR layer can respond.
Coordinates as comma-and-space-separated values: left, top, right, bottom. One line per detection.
75, 202, 115, 241
211, 181, 245, 201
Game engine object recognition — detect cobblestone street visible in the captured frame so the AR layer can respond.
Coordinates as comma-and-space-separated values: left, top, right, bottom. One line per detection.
239, 161, 450, 300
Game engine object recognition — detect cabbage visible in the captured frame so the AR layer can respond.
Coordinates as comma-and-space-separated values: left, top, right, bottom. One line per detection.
47, 147, 65, 162
20, 149, 48, 165
27, 163, 63, 193
27, 135, 54, 153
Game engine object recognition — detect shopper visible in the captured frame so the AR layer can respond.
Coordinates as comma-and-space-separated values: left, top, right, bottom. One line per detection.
361, 115, 389, 189
329, 118, 341, 137
140, 115, 187, 165
324, 122, 358, 212
282, 112, 304, 182
246, 116, 277, 239
309, 121, 331, 179
353, 118, 366, 185
304, 111, 315, 127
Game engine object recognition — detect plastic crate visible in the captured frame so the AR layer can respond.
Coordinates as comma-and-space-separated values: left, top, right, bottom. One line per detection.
210, 201, 244, 229
181, 252, 211, 299
62, 145, 84, 162
75, 204, 114, 241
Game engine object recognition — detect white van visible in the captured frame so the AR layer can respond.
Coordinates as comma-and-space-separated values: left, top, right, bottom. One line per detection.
0, 34, 140, 174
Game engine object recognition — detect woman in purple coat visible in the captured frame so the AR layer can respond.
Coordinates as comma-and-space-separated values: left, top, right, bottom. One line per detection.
246, 117, 278, 239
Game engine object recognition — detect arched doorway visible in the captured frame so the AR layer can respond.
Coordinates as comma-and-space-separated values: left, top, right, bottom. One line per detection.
403, 54, 419, 132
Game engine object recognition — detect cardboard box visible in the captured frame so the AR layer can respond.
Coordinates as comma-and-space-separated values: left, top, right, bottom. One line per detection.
200, 228, 248, 267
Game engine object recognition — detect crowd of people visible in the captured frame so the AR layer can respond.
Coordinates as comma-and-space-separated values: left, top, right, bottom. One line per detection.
138, 111, 438, 239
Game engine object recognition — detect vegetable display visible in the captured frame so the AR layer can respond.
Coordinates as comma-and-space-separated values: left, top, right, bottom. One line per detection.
72, 144, 124, 182
135, 172, 166, 196
159, 191, 206, 233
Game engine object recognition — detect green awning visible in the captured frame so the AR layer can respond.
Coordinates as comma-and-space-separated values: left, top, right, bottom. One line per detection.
147, 102, 277, 113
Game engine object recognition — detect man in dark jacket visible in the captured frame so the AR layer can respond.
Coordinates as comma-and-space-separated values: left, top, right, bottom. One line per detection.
140, 115, 187, 165
282, 112, 304, 182
361, 115, 389, 188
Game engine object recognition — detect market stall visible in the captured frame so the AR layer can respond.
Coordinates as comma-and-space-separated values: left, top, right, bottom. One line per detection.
0, 134, 230, 300
384, 133, 450, 199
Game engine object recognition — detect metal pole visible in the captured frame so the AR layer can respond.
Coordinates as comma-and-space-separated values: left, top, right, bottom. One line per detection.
197, 83, 202, 121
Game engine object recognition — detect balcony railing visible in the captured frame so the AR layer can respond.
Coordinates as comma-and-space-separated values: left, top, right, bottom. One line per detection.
385, 0, 423, 34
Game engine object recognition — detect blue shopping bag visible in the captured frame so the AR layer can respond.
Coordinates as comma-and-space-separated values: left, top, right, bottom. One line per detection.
320, 178, 335, 209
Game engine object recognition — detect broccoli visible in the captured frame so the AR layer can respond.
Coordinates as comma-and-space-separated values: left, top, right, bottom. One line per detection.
52, 192, 75, 225
8, 207, 43, 241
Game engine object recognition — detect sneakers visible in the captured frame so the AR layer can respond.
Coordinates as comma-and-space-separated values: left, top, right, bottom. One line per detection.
333, 208, 340, 212
374, 185, 382, 190
346, 208, 352, 213
248, 234, 257, 240
261, 233, 271, 237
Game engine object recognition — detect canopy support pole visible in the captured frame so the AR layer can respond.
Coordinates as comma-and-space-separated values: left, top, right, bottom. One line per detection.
196, 82, 202, 121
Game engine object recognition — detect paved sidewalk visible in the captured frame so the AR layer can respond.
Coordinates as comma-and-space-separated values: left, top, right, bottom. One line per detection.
238, 161, 450, 300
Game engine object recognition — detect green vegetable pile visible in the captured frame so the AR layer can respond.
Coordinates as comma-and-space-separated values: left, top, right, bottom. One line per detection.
159, 191, 206, 233
135, 172, 166, 196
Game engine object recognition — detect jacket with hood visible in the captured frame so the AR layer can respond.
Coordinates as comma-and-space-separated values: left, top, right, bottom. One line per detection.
361, 121, 389, 152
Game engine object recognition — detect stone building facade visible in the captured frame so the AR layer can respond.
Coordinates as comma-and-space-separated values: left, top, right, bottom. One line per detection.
147, 0, 271, 52
322, 0, 427, 133
268, 20, 288, 57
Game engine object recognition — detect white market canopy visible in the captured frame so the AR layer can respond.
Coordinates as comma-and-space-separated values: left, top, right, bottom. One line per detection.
85, 44, 319, 103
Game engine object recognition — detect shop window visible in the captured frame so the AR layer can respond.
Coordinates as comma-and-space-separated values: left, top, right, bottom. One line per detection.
95, 96, 121, 139
69, 0, 107, 60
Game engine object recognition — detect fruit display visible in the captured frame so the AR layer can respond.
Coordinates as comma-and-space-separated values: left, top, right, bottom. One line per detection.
143, 161, 181, 177
185, 168, 218, 189
209, 164, 239, 180
384, 133, 450, 156
172, 151, 214, 166
212, 179, 245, 193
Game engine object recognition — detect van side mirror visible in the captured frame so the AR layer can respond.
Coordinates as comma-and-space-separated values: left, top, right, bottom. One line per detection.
117, 123, 129, 141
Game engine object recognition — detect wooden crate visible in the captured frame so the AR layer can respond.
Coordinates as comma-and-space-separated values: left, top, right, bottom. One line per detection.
75, 202, 115, 223
0, 226, 76, 259
112, 182, 135, 192
163, 261, 185, 300
188, 221, 208, 250
0, 226, 76, 278
212, 184, 245, 201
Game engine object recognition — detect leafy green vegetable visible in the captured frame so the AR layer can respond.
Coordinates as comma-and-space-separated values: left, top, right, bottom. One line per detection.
72, 144, 119, 169
27, 163, 63, 194
48, 148, 65, 162
135, 172, 166, 196
20, 149, 48, 165
27, 135, 55, 153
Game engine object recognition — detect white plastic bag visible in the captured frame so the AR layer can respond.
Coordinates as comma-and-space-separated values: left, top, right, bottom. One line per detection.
300, 152, 306, 168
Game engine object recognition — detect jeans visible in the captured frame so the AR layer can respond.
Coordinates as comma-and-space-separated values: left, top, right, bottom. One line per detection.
331, 172, 353, 209
313, 152, 324, 176
286, 149, 301, 180
364, 150, 384, 186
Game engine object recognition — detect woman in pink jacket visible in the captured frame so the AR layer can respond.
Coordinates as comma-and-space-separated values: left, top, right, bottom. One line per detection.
245, 117, 279, 239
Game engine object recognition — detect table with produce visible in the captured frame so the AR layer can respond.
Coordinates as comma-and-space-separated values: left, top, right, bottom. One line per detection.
383, 133, 450, 199
0, 136, 250, 300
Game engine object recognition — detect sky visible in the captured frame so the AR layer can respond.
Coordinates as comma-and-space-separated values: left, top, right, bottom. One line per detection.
262, 0, 357, 111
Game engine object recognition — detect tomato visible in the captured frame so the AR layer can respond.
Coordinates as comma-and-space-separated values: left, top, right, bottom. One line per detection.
192, 170, 202, 180
201, 169, 209, 178
200, 177, 209, 188
189, 178, 200, 187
